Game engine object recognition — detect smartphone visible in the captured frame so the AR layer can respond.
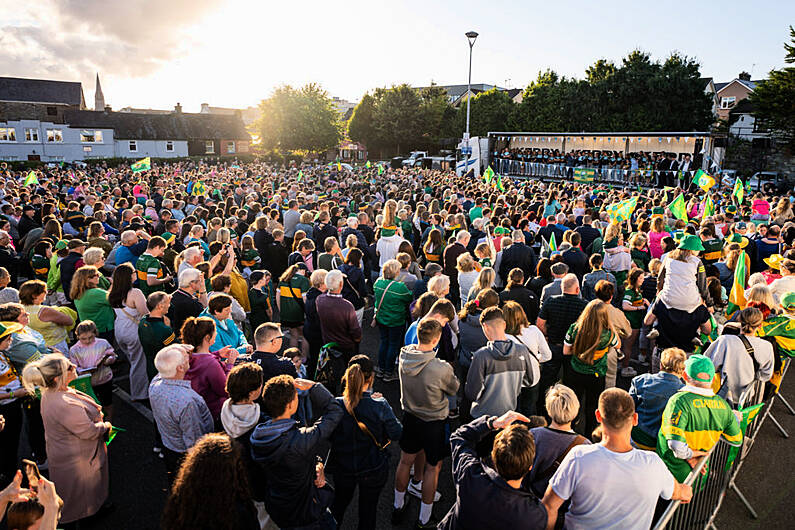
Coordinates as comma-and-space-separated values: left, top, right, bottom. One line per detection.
22, 459, 40, 491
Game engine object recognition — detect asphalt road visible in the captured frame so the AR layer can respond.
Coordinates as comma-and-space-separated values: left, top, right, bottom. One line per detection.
38, 318, 793, 530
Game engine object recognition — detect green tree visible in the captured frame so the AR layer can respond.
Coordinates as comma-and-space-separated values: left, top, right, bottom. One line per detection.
372, 84, 424, 155
750, 26, 795, 148
348, 93, 379, 150
257, 83, 341, 154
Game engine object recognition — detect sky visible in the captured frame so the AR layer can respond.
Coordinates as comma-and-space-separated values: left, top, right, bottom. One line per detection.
1, 0, 793, 112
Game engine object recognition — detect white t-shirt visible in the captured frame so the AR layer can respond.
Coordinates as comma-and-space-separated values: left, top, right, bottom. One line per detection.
508, 326, 552, 386
550, 443, 674, 530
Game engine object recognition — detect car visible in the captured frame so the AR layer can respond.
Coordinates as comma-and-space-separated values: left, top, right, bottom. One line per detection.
746, 171, 794, 194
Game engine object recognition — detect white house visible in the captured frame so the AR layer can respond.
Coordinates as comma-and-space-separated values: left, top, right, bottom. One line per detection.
0, 118, 114, 161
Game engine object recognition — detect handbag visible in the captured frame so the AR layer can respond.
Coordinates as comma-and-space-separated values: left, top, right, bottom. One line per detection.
349, 406, 391, 451
371, 280, 394, 328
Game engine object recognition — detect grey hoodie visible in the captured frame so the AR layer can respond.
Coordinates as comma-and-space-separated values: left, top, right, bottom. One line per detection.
220, 400, 261, 439
466, 339, 534, 419
399, 344, 459, 422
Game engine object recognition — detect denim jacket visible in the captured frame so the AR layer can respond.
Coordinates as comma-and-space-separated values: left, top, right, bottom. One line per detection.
629, 372, 683, 440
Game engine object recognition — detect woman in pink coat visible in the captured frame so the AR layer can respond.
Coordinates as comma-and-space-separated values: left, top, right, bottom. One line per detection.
21, 353, 112, 525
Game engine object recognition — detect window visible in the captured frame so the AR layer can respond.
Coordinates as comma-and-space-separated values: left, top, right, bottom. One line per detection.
129, 140, 137, 152
0, 127, 16, 142
720, 96, 736, 109
49, 156, 64, 162
24, 128, 39, 142
166, 140, 174, 152
226, 141, 235, 154
80, 130, 103, 143
83, 146, 92, 153
46, 106, 57, 116
46, 129, 63, 142
205, 140, 214, 154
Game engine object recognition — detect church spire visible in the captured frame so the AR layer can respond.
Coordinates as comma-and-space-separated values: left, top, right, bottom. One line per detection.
94, 73, 105, 111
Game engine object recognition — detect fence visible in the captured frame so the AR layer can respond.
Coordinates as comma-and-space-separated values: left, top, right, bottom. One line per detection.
492, 158, 699, 185
652, 361, 792, 529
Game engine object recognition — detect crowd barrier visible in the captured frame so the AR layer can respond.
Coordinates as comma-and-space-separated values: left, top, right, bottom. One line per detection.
492, 159, 697, 185
652, 361, 793, 529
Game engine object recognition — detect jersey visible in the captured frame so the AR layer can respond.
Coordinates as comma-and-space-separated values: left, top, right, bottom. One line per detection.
701, 238, 723, 265
31, 254, 50, 282
656, 389, 742, 482
138, 316, 175, 379
565, 324, 618, 377
278, 275, 310, 324
623, 288, 645, 329
136, 253, 166, 297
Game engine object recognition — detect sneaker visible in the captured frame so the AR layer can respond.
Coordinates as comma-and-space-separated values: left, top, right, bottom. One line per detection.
416, 517, 439, 529
383, 371, 399, 383
448, 408, 459, 420
646, 329, 660, 340
407, 480, 442, 502
621, 366, 638, 378
392, 502, 410, 525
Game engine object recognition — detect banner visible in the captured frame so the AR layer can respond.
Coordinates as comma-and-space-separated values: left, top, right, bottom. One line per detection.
573, 167, 595, 183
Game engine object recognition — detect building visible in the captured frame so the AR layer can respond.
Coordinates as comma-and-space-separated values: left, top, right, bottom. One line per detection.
714, 72, 763, 121
331, 97, 356, 119
0, 76, 86, 124
199, 103, 260, 128
94, 74, 105, 112
415, 83, 507, 105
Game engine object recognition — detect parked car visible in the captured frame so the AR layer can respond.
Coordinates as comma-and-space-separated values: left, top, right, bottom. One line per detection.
746, 171, 794, 194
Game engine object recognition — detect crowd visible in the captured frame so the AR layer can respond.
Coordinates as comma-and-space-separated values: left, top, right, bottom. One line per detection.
0, 156, 792, 529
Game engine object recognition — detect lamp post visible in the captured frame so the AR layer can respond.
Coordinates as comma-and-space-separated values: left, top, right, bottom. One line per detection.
464, 31, 478, 144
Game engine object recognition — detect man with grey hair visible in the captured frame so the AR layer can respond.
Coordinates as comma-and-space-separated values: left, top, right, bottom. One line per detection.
149, 344, 213, 478
316, 269, 362, 366
498, 229, 537, 285
177, 246, 203, 277
443, 230, 471, 307
115, 229, 149, 267
167, 268, 207, 338
540, 262, 570, 305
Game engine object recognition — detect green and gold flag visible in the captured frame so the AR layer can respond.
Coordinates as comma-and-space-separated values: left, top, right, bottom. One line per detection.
297, 170, 304, 182
725, 403, 763, 470
191, 181, 207, 196
483, 166, 495, 184
365, 160, 371, 169
693, 169, 716, 192
607, 197, 638, 223
131, 157, 151, 173
573, 167, 595, 183
23, 171, 39, 186
733, 178, 744, 204
377, 164, 384, 176
668, 193, 688, 221
548, 233, 557, 252
726, 250, 747, 318
702, 194, 715, 218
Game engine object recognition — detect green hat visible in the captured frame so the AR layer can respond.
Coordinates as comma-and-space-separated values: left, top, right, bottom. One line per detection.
678, 234, 705, 252
685, 354, 715, 383
781, 292, 795, 309
725, 233, 748, 249
725, 204, 737, 215
54, 240, 68, 251
161, 232, 176, 245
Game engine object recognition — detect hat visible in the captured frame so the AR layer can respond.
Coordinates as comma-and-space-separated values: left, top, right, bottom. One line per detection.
685, 354, 715, 383
54, 240, 68, 251
736, 222, 747, 230
23, 204, 35, 212
295, 262, 309, 271
67, 239, 87, 249
780, 292, 795, 309
161, 232, 176, 245
0, 321, 24, 340
764, 254, 785, 270
725, 204, 737, 215
725, 233, 748, 249
678, 234, 705, 252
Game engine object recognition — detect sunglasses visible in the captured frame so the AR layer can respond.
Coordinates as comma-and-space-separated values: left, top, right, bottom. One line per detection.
270, 335, 285, 342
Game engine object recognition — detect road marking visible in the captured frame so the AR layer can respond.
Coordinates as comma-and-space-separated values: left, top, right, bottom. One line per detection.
113, 386, 154, 423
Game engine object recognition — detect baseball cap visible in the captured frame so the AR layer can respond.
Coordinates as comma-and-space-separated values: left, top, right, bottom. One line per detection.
0, 322, 24, 340
780, 292, 795, 310
54, 240, 68, 251
67, 239, 87, 249
161, 232, 176, 245
685, 354, 715, 383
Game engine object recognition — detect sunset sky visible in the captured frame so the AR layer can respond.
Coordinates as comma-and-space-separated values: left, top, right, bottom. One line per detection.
2, 0, 792, 112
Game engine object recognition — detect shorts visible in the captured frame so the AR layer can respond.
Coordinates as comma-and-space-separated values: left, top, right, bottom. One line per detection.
399, 412, 450, 465
93, 380, 114, 406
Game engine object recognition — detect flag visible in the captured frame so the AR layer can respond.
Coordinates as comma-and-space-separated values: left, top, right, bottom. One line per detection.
607, 197, 638, 223
693, 169, 715, 192
726, 250, 747, 318
377, 164, 384, 176
191, 181, 207, 196
106, 425, 126, 446
23, 171, 39, 186
365, 160, 371, 169
297, 170, 304, 182
668, 193, 688, 221
725, 402, 763, 470
483, 166, 495, 184
337, 162, 342, 171
495, 173, 505, 192
702, 194, 715, 218
131, 157, 151, 173
573, 167, 595, 183
733, 178, 744, 204
548, 233, 557, 252
663, 186, 676, 203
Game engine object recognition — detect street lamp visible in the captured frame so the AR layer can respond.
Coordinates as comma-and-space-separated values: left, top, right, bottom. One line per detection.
464, 31, 478, 143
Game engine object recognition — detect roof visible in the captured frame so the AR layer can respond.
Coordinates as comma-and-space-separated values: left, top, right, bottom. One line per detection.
506, 88, 523, 99
63, 110, 250, 140
0, 76, 84, 106
415, 83, 506, 98
715, 78, 763, 93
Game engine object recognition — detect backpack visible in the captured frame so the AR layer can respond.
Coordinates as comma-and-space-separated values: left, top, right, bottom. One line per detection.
315, 342, 346, 395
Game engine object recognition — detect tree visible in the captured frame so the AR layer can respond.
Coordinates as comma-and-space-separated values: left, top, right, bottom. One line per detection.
750, 26, 795, 148
348, 93, 378, 150
372, 84, 424, 155
257, 84, 341, 154
454, 88, 515, 137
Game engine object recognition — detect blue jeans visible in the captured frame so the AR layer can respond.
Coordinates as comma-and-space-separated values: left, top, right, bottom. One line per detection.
378, 323, 405, 373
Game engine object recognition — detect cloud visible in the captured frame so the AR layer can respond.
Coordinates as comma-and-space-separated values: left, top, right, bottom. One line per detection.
0, 0, 221, 82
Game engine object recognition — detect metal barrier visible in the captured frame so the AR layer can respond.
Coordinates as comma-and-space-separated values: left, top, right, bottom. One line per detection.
653, 362, 793, 528
491, 159, 697, 185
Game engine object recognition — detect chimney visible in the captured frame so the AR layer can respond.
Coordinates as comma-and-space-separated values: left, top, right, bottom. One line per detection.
175, 102, 182, 114
738, 71, 751, 81
201, 103, 210, 113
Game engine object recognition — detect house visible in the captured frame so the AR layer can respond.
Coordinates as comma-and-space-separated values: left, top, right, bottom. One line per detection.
714, 72, 763, 121
728, 99, 769, 141
199, 103, 260, 128
700, 77, 719, 119
0, 76, 86, 125
414, 83, 506, 105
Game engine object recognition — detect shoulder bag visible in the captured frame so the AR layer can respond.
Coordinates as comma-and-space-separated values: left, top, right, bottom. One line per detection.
371, 280, 393, 328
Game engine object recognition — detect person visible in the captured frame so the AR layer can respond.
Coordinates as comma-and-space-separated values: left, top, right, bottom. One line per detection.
316, 269, 362, 361
768, 258, 795, 303
1, 472, 62, 530
207, 275, 247, 328
328, 355, 402, 529
0, 322, 26, 485
250, 322, 298, 382
20, 354, 112, 526
0, 267, 19, 305
394, 318, 459, 528
498, 230, 538, 286
542, 388, 693, 530
442, 230, 470, 307
628, 347, 686, 450
658, 234, 711, 313
563, 300, 620, 436
439, 410, 548, 530
455, 253, 479, 306
201, 294, 252, 356
499, 268, 539, 324
540, 262, 569, 306
82, 247, 110, 289
19, 280, 73, 354
338, 248, 368, 325
374, 259, 413, 382
250, 375, 344, 530
524, 384, 589, 498
276, 263, 310, 360
68, 320, 116, 419
503, 300, 551, 416
526, 258, 553, 301
656, 355, 743, 483
704, 307, 775, 405
180, 316, 236, 422
138, 292, 175, 380
148, 344, 213, 479
58, 239, 86, 302
107, 263, 149, 401
561, 232, 589, 279
70, 266, 115, 344
168, 268, 207, 339
620, 268, 649, 378
161, 433, 259, 530
466, 306, 535, 419
247, 270, 273, 332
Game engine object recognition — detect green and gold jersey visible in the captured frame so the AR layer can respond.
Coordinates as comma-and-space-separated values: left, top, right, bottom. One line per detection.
136, 253, 165, 297
701, 238, 723, 264
758, 314, 795, 358
656, 389, 742, 482
623, 288, 645, 329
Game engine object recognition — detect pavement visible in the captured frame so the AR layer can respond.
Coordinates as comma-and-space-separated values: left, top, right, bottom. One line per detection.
28, 313, 792, 530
